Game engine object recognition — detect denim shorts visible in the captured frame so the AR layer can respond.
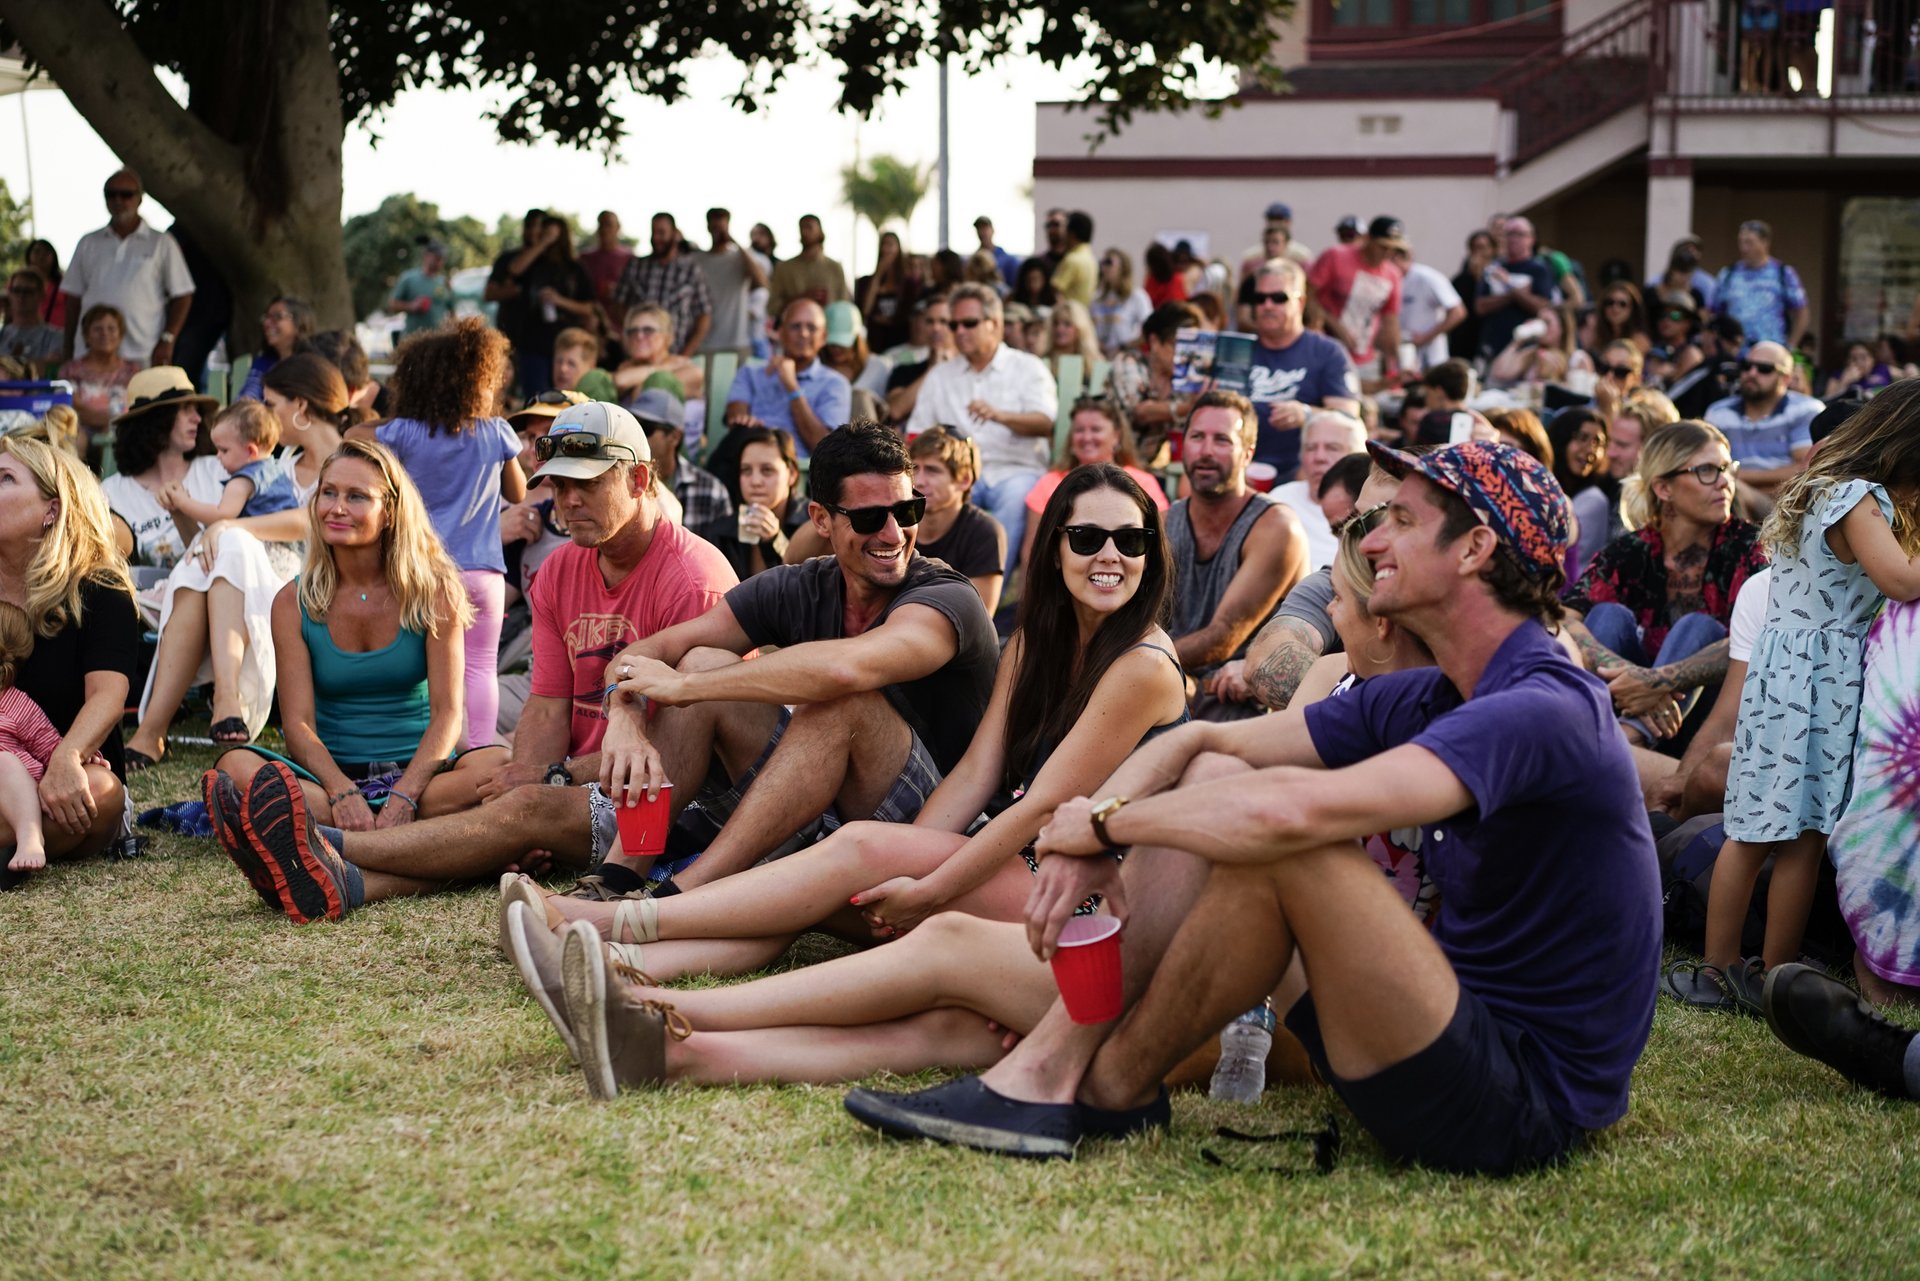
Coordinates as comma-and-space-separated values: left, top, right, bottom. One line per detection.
1284, 985, 1587, 1176
701, 705, 944, 837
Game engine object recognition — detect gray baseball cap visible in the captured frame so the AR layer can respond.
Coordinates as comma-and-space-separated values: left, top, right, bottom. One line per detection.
527, 401, 653, 482
628, 387, 687, 434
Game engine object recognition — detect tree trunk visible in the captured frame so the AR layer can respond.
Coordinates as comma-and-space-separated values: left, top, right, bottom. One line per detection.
0, 0, 353, 356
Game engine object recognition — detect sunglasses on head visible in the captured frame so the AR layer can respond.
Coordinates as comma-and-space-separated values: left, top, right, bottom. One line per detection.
821, 495, 926, 534
1251, 290, 1293, 306
1061, 524, 1152, 558
1662, 460, 1739, 485
526, 389, 576, 406
532, 431, 639, 464
1738, 360, 1783, 375
1602, 363, 1637, 379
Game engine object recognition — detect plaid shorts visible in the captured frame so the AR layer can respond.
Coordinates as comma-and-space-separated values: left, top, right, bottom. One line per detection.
701, 705, 945, 848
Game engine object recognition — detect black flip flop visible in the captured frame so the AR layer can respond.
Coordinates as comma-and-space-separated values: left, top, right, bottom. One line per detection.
124, 747, 162, 772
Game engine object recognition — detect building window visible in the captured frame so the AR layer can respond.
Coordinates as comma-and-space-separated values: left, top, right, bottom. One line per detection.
1318, 0, 1555, 37
1838, 198, 1920, 342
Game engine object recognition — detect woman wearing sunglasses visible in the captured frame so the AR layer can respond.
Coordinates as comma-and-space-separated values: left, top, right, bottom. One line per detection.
1589, 282, 1651, 359
209, 441, 505, 884
1646, 292, 1704, 390
500, 464, 1192, 1087
1561, 420, 1769, 748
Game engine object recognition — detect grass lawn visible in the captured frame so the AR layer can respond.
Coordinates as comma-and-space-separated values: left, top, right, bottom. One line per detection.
3, 734, 1918, 1279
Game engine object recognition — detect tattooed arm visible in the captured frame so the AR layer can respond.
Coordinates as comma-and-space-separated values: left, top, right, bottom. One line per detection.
1602, 637, 1731, 719
1246, 615, 1327, 712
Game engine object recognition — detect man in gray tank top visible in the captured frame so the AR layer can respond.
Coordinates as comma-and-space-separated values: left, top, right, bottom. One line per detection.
1167, 390, 1309, 721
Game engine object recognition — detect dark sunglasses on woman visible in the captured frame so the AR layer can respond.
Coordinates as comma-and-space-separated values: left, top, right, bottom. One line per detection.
1062, 524, 1152, 558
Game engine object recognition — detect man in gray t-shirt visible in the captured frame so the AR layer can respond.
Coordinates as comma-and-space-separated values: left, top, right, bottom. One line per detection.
696, 207, 767, 357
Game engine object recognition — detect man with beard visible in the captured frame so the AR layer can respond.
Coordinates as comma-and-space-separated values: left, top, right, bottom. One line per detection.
1167, 391, 1308, 721
1703, 339, 1823, 506
767, 214, 851, 323
1244, 259, 1360, 483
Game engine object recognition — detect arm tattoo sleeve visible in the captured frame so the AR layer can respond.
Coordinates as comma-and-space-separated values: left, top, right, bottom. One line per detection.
1566, 618, 1625, 672
1248, 617, 1326, 711
1647, 638, 1731, 694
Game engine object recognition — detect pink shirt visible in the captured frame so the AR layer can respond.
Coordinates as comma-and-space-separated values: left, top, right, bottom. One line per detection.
0, 686, 64, 780
1307, 243, 1402, 364
1025, 465, 1169, 514
528, 520, 738, 754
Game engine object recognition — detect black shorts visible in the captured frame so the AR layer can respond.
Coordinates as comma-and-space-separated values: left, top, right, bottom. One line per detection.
1284, 985, 1586, 1177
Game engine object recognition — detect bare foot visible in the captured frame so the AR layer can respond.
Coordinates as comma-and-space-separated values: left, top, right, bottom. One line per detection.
1855, 952, 1920, 1008
8, 843, 46, 872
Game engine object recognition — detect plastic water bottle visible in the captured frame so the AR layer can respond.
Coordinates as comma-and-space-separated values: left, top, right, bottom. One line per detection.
1209, 1000, 1276, 1103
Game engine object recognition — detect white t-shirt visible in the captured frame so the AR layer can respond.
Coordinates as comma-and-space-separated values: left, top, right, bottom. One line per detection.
1273, 479, 1337, 570
1727, 566, 1771, 664
905, 344, 1059, 480
102, 455, 229, 568
1398, 261, 1463, 371
61, 219, 195, 361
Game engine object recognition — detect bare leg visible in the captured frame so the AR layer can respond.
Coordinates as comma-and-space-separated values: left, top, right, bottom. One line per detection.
204, 578, 248, 724
1082, 840, 1460, 1110
665, 1008, 1008, 1085
127, 586, 208, 758
0, 753, 46, 870
417, 746, 511, 818
1704, 836, 1769, 969
624, 911, 1062, 1034
676, 691, 913, 889
972, 752, 1239, 1105
0, 764, 124, 862
1760, 830, 1826, 968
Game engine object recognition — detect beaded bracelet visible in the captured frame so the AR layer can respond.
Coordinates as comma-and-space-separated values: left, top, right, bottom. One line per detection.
387, 789, 419, 813
328, 785, 360, 807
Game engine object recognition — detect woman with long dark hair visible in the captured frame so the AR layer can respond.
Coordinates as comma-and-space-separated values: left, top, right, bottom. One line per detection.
1547, 406, 1613, 571
501, 465, 1188, 1077
237, 294, 318, 401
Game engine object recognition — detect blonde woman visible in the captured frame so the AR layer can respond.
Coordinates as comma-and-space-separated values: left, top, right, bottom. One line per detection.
0, 431, 141, 883
1090, 247, 1153, 355
611, 304, 704, 402
210, 442, 502, 901
1047, 299, 1102, 375
1562, 420, 1769, 745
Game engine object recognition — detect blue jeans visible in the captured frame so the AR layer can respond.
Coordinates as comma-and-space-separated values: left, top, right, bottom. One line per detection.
972, 469, 1042, 576
1582, 602, 1728, 739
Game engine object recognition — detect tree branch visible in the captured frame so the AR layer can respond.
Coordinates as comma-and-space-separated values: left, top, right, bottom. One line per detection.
0, 0, 241, 215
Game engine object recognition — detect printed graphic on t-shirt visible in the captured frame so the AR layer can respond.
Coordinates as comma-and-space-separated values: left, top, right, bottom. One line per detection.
1248, 363, 1309, 405
564, 612, 638, 726
1341, 271, 1395, 353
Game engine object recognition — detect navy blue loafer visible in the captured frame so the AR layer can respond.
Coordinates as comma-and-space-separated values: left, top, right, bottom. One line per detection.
845, 1076, 1079, 1160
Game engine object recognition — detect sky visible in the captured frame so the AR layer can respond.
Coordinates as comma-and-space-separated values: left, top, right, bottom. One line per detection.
0, 39, 1231, 279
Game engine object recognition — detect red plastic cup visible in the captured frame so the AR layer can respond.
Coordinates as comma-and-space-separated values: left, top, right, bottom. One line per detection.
1245, 461, 1279, 492
614, 783, 674, 859
1050, 915, 1124, 1024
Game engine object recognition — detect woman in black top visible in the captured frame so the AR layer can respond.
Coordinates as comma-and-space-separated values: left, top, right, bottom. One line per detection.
706, 426, 810, 580
0, 430, 142, 883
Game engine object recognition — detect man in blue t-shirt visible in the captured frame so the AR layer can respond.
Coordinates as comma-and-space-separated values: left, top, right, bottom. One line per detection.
1243, 258, 1359, 482
846, 440, 1662, 1175
1712, 219, 1808, 350
1474, 216, 1558, 360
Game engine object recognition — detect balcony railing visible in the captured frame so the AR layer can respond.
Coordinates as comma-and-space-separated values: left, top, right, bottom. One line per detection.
1481, 0, 1654, 166
1655, 0, 1920, 103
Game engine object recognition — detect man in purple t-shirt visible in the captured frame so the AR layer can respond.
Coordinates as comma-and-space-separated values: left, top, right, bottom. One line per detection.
846, 440, 1662, 1175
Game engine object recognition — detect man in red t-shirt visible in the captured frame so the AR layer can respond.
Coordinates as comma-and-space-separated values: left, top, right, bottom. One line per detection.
221, 402, 737, 919
1307, 216, 1406, 377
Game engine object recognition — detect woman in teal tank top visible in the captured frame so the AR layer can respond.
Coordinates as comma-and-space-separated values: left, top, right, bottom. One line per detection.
214, 440, 508, 833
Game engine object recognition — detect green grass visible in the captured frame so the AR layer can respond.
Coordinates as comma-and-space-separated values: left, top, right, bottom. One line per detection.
3, 736, 1919, 1279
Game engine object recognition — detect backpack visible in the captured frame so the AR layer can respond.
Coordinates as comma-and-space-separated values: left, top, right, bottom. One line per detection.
1655, 812, 1854, 967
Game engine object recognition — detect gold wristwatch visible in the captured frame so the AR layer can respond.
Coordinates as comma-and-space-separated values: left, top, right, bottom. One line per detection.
1089, 795, 1129, 853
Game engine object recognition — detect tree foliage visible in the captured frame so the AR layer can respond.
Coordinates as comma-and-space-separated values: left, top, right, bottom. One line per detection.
840, 156, 933, 238
340, 194, 502, 322
0, 178, 31, 266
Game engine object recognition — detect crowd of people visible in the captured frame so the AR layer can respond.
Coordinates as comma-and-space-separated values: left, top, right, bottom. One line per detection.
7, 167, 1920, 1177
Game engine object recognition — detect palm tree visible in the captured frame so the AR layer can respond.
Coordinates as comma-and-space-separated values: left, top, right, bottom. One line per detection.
840, 154, 932, 239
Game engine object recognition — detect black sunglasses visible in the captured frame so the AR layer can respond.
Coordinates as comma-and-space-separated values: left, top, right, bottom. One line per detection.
1662, 460, 1739, 485
1339, 501, 1390, 539
1062, 524, 1152, 558
1602, 363, 1637, 379
1738, 360, 1783, 375
952, 317, 987, 330
526, 390, 577, 407
104, 188, 139, 199
533, 431, 640, 464
1251, 290, 1293, 306
821, 495, 926, 534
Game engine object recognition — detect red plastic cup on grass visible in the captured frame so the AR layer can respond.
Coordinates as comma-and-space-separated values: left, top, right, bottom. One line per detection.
1050, 916, 1124, 1024
614, 783, 674, 859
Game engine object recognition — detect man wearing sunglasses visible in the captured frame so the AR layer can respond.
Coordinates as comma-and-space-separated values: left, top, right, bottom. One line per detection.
849, 441, 1661, 1178
1244, 259, 1360, 485
0, 272, 63, 365
60, 167, 195, 367
1702, 339, 1823, 503
905, 284, 1058, 573
590, 421, 999, 896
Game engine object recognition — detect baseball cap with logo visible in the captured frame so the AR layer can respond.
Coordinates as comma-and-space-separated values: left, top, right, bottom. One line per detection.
528, 401, 653, 482
1365, 439, 1570, 578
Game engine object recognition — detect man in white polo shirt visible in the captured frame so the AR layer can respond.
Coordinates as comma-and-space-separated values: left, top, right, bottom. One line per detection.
904, 282, 1058, 573
60, 168, 195, 368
